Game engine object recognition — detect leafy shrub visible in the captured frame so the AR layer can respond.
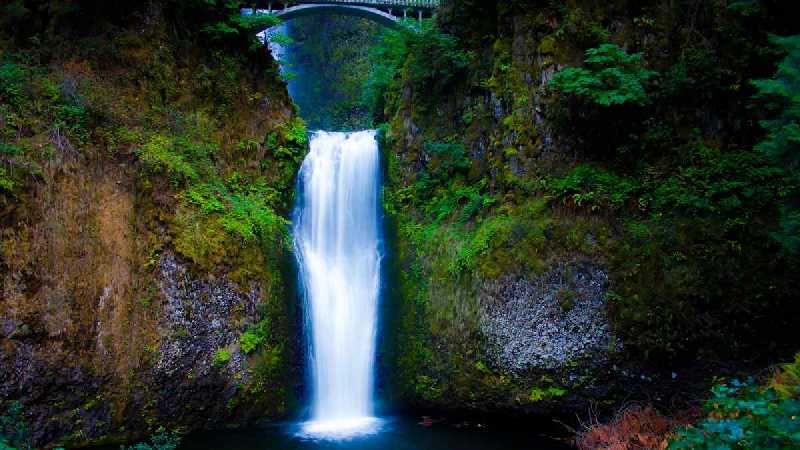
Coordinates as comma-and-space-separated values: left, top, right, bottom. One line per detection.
239, 320, 268, 355
553, 7, 610, 49
239, 330, 263, 355
644, 145, 783, 225
423, 181, 494, 224
247, 343, 285, 395
446, 199, 550, 278
603, 141, 787, 360
0, 63, 26, 107
219, 190, 285, 243
180, 179, 288, 244
661, 48, 730, 105
137, 135, 200, 183
199, 1, 280, 44
0, 144, 23, 155
670, 354, 800, 449
364, 28, 409, 120
547, 44, 658, 158
528, 386, 567, 402
450, 213, 513, 275
550, 44, 656, 107
405, 24, 471, 95
412, 140, 473, 210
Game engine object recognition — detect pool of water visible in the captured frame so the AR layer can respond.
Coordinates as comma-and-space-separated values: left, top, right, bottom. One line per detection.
181, 416, 572, 450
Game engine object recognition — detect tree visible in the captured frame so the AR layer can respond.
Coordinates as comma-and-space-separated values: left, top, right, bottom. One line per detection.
752, 35, 800, 253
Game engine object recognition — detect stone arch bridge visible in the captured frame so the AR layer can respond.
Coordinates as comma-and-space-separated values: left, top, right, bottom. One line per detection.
246, 0, 441, 29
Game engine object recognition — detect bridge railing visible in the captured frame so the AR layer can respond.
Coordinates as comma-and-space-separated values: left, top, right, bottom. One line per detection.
268, 0, 440, 9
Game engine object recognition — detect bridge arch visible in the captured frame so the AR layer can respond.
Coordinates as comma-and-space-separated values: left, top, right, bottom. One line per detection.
270, 4, 401, 28
247, 1, 439, 31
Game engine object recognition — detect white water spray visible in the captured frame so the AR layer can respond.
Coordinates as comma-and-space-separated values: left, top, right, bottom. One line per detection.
294, 130, 382, 438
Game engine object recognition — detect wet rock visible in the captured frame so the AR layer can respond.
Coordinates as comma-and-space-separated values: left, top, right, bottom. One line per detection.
151, 253, 260, 425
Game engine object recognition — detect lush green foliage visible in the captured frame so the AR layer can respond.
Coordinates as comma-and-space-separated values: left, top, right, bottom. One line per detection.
136, 114, 306, 278
405, 23, 471, 95
212, 349, 231, 367
546, 44, 659, 158
239, 320, 268, 355
538, 15, 796, 361
550, 165, 636, 211
550, 44, 655, 107
0, 63, 26, 107
364, 28, 409, 121
180, 179, 288, 243
365, 22, 470, 119
138, 135, 203, 183
604, 143, 787, 359
752, 34, 800, 253
126, 428, 181, 450
671, 355, 800, 449
0, 402, 29, 450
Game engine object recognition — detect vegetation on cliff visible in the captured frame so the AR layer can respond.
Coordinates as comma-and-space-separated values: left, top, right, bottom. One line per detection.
1, 0, 304, 446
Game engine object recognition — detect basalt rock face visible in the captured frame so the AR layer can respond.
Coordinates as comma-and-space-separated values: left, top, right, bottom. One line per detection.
479, 263, 612, 373
0, 1, 302, 447
151, 254, 262, 429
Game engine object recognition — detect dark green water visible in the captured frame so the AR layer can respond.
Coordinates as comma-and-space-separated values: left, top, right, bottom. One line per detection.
181, 417, 571, 450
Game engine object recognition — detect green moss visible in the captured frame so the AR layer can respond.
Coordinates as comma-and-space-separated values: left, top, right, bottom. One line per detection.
538, 36, 557, 55
138, 135, 201, 184
212, 349, 231, 367
528, 386, 567, 403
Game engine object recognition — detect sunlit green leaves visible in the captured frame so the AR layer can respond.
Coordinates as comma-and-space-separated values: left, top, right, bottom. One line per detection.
550, 44, 656, 107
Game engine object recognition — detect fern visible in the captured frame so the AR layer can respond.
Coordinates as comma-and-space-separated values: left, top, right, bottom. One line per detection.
550, 44, 656, 106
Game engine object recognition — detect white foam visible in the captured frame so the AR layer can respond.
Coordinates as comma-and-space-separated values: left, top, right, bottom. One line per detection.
298, 416, 383, 439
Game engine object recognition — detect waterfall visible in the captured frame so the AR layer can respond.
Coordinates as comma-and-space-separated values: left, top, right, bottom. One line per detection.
293, 130, 382, 437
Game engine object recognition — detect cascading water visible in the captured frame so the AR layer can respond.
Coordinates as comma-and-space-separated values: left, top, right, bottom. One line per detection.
293, 130, 382, 438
